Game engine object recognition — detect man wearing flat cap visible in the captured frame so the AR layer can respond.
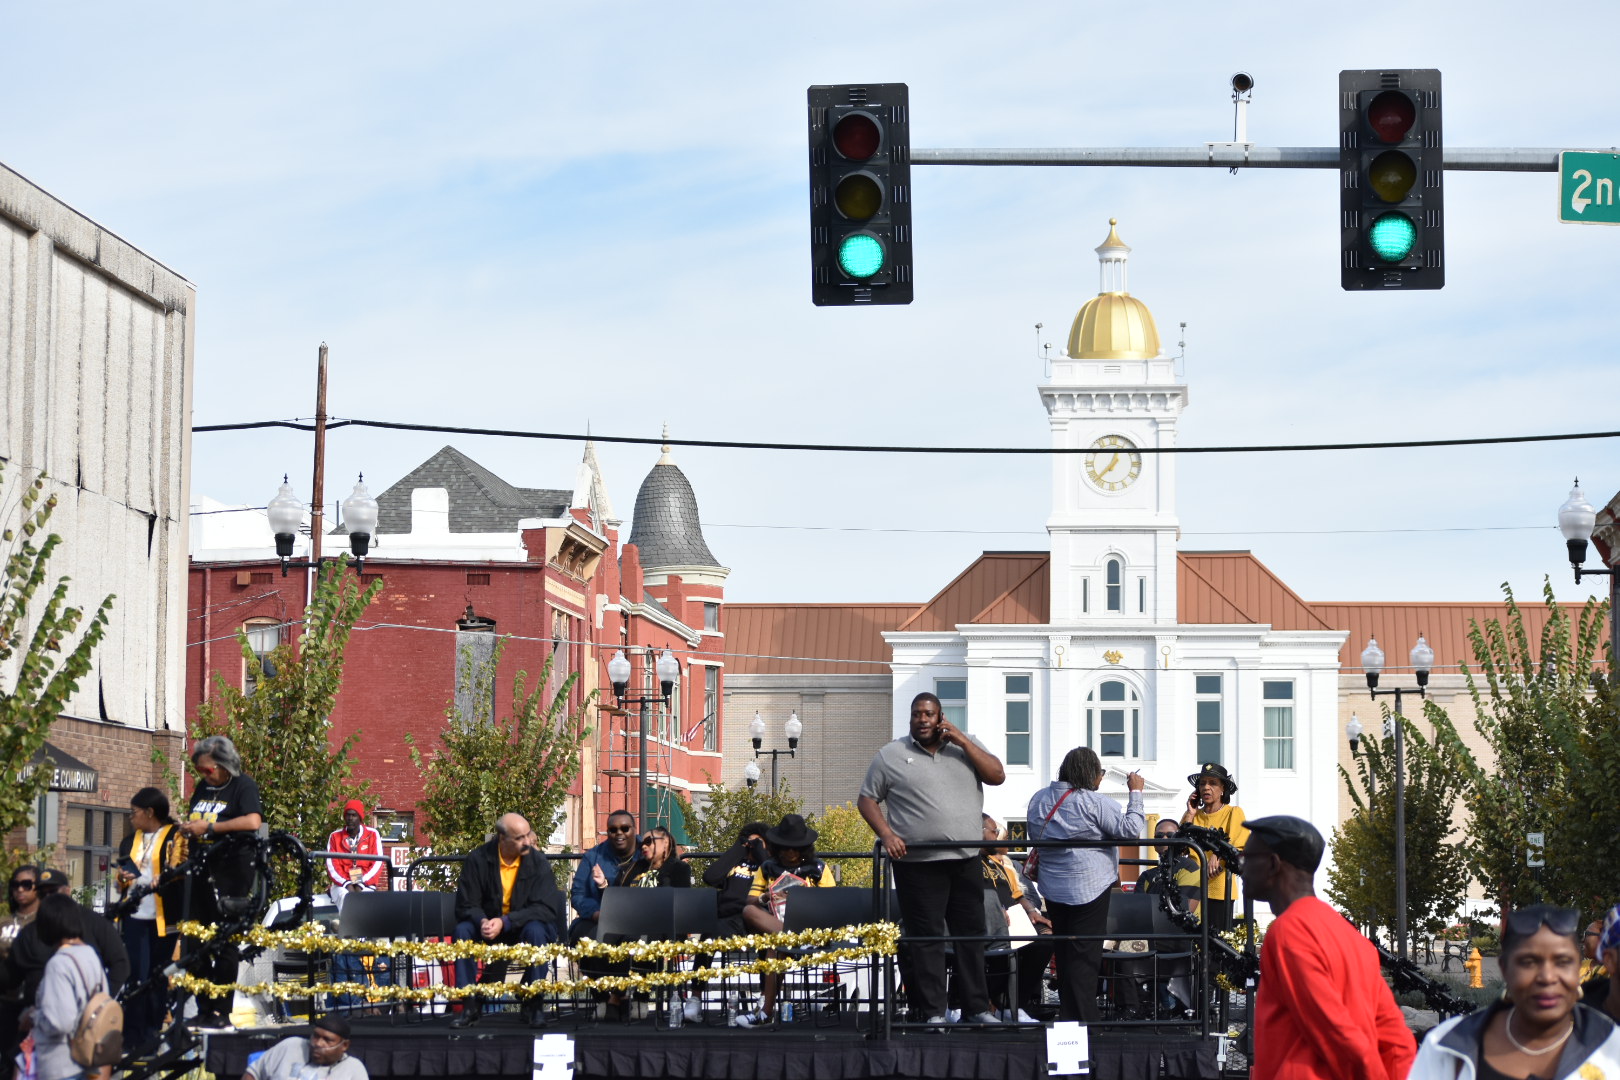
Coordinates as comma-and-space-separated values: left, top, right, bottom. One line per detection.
244, 1014, 368, 1080
1241, 815, 1414, 1080
1179, 762, 1248, 931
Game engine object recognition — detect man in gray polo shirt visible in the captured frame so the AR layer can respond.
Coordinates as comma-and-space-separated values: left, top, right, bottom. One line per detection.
858, 691, 1006, 1026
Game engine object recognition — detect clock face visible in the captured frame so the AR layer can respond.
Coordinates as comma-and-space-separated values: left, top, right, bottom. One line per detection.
1083, 435, 1142, 492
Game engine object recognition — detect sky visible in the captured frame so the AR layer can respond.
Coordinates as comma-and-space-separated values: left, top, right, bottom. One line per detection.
7, 2, 1620, 610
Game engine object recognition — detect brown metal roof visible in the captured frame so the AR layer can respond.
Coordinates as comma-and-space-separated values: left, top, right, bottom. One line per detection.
1178, 551, 1334, 630
1309, 601, 1565, 673
724, 603, 917, 675
896, 553, 1050, 632
972, 559, 1050, 624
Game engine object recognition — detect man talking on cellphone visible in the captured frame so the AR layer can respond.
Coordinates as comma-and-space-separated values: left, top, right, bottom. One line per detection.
859, 691, 1006, 1027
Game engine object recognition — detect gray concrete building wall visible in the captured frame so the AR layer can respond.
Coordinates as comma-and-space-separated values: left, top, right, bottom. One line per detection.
0, 161, 195, 734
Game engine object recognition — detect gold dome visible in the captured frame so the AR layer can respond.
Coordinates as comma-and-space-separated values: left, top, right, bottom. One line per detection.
1067, 292, 1161, 359
1066, 218, 1161, 360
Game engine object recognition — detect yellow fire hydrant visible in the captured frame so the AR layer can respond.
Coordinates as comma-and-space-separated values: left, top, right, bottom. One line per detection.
1465, 947, 1484, 989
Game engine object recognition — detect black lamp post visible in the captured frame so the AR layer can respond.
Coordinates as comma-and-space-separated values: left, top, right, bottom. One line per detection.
266, 475, 378, 576
1359, 634, 1433, 962
608, 647, 680, 826
742, 710, 803, 792
1558, 480, 1620, 665
1345, 713, 1379, 802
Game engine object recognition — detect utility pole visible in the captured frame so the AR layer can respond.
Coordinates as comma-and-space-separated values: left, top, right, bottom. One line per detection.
311, 342, 329, 566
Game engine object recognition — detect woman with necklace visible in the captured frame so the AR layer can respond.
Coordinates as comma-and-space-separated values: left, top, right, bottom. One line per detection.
1409, 905, 1620, 1080
115, 787, 186, 1052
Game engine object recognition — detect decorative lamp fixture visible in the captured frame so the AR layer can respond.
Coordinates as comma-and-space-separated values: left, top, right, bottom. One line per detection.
1559, 480, 1597, 567
607, 649, 632, 699
1345, 713, 1364, 754
743, 760, 762, 789
656, 648, 680, 703
750, 711, 766, 751
1361, 637, 1386, 690
1410, 634, 1434, 688
785, 712, 803, 751
267, 477, 305, 561
341, 475, 380, 562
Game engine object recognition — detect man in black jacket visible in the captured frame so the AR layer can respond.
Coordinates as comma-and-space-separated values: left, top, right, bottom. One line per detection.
449, 813, 565, 1029
700, 822, 769, 936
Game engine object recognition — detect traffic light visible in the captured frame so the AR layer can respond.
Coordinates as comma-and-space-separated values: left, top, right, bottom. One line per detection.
1339, 69, 1443, 291
807, 83, 912, 306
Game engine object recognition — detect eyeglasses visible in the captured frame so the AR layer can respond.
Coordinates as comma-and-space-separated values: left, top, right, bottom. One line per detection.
1505, 906, 1581, 938
639, 836, 659, 846
606, 825, 633, 834
11, 881, 36, 891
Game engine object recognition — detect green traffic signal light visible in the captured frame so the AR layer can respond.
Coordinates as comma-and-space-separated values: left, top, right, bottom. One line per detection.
1368, 213, 1417, 262
837, 234, 885, 278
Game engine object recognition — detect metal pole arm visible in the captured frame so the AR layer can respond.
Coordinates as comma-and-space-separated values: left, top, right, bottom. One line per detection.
913, 146, 1580, 172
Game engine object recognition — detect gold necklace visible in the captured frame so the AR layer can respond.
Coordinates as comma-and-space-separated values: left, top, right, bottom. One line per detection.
1504, 1006, 1574, 1057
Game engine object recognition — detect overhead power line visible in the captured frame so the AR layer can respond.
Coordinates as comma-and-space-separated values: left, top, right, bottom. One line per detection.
192, 416, 1620, 457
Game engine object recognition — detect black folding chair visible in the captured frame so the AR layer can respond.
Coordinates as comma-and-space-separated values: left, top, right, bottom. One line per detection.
782, 888, 886, 1027
333, 891, 455, 1023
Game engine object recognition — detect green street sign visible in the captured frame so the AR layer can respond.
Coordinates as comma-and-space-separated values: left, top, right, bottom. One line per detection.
1559, 151, 1620, 224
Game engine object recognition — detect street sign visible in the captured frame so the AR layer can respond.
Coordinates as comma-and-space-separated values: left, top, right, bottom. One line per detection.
1559, 151, 1620, 224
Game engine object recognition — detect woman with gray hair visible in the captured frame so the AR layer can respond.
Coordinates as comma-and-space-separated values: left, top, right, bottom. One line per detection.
178, 734, 263, 1031
1025, 746, 1145, 1022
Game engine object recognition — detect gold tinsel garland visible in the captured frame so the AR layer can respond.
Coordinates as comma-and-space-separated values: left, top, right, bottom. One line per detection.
171, 920, 899, 1001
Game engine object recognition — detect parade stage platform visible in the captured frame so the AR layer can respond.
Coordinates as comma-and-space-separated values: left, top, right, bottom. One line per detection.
202, 1014, 1222, 1080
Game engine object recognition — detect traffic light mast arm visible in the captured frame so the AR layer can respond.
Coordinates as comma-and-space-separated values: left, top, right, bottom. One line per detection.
910, 146, 1566, 171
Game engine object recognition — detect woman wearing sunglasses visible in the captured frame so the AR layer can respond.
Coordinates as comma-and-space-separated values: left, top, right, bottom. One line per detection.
617, 827, 692, 889
1410, 905, 1620, 1080
730, 814, 836, 1029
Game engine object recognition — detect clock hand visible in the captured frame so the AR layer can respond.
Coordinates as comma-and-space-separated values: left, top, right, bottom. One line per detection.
1102, 453, 1120, 477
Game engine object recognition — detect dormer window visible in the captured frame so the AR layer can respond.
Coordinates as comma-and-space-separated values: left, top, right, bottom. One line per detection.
1105, 558, 1123, 612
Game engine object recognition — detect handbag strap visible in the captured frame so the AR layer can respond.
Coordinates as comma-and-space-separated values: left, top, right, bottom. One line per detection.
64, 947, 105, 999
1035, 787, 1075, 838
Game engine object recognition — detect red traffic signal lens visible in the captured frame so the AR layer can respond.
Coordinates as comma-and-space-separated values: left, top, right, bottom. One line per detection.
1368, 150, 1417, 203
832, 113, 881, 161
834, 173, 883, 220
1366, 91, 1416, 143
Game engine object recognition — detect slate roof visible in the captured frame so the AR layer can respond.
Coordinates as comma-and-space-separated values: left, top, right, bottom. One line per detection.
357, 446, 571, 535
628, 463, 721, 569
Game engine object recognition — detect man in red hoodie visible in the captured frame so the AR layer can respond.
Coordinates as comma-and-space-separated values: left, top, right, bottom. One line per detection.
1241, 815, 1415, 1080
326, 800, 385, 908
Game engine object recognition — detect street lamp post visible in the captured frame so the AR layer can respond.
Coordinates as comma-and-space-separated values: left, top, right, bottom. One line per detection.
743, 710, 803, 793
1557, 480, 1620, 664
607, 647, 681, 827
266, 475, 379, 576
1360, 634, 1433, 961
1345, 713, 1378, 802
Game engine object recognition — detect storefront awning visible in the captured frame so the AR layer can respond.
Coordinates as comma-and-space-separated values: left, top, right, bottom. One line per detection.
21, 741, 100, 793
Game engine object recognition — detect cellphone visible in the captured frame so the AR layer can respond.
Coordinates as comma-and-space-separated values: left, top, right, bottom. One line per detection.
118, 858, 138, 875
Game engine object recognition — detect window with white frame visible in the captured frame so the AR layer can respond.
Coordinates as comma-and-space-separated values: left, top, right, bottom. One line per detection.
1138, 577, 1146, 614
1105, 558, 1123, 612
703, 603, 720, 631
243, 619, 282, 696
1082, 578, 1090, 613
1194, 674, 1223, 764
935, 678, 968, 731
1086, 680, 1139, 757
1263, 680, 1295, 769
703, 666, 720, 751
1004, 674, 1031, 766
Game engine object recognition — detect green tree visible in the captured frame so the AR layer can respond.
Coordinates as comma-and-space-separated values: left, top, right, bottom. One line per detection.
1418, 581, 1616, 914
1326, 704, 1470, 937
0, 465, 114, 878
406, 641, 593, 889
814, 800, 877, 888
190, 560, 380, 849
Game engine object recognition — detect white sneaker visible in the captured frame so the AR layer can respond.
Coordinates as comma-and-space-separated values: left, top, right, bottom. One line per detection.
730, 1008, 771, 1028
945, 1008, 962, 1024
965, 1011, 1002, 1024
683, 999, 703, 1023
1015, 1008, 1037, 1023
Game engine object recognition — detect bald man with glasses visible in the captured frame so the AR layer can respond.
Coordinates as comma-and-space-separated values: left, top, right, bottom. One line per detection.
449, 813, 566, 1029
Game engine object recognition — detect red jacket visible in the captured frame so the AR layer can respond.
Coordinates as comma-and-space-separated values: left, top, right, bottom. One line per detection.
1254, 896, 1416, 1080
326, 824, 385, 891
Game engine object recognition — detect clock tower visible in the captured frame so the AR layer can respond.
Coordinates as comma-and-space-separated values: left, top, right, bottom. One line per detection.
1041, 220, 1186, 624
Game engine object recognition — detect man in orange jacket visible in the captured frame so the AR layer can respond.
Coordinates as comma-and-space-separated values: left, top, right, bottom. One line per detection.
1242, 816, 1415, 1080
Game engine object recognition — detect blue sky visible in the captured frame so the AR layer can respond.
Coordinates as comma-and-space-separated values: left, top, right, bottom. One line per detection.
7, 2, 1620, 608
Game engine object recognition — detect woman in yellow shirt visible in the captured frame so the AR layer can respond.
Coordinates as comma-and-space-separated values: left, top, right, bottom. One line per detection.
731, 814, 835, 1028
1179, 762, 1248, 932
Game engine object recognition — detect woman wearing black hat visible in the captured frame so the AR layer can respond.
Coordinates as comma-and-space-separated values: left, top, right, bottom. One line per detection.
1179, 762, 1248, 932
731, 814, 835, 1028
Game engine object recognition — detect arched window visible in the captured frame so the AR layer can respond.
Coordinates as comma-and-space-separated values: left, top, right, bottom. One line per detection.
1105, 558, 1123, 612
1086, 680, 1140, 758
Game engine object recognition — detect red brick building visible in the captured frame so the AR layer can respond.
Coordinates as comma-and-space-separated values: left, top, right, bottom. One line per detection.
186, 440, 729, 854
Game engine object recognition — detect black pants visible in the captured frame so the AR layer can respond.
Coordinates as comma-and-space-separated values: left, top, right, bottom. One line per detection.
120, 917, 173, 1049
1047, 891, 1110, 1022
892, 858, 989, 1019
1204, 896, 1234, 933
